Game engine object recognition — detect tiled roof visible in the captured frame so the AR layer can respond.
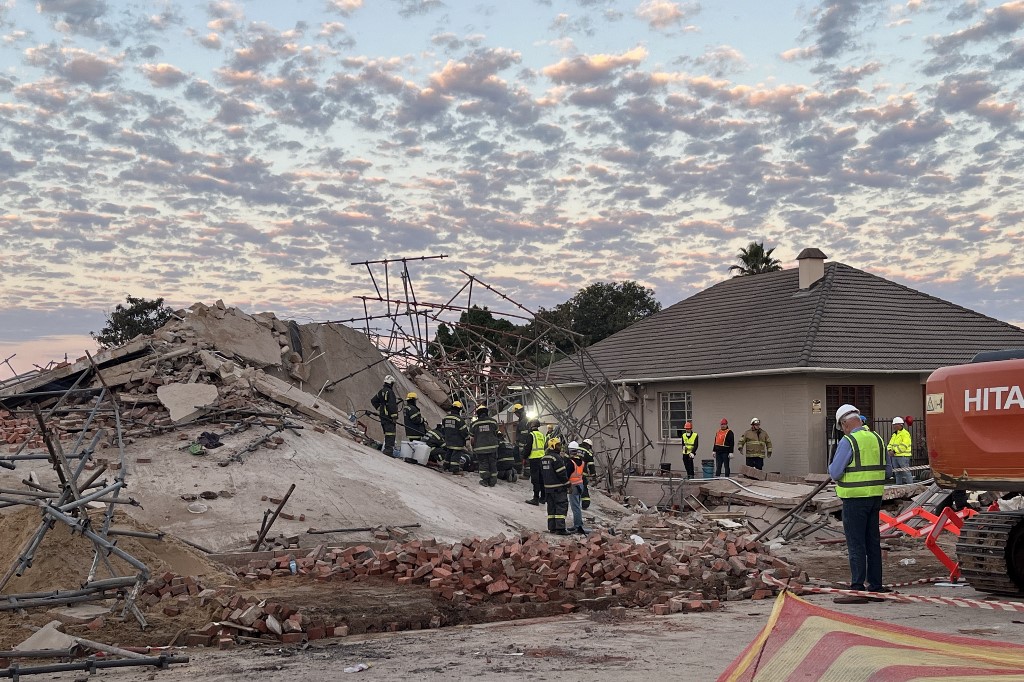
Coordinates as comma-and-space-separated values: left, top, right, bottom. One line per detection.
547, 262, 1024, 383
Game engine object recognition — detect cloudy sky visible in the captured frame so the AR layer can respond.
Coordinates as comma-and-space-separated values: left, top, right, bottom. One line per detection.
1, 0, 1022, 373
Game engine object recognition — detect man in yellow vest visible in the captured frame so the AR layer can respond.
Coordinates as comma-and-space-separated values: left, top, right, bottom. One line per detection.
680, 422, 698, 479
828, 403, 890, 604
887, 417, 913, 485
524, 419, 547, 506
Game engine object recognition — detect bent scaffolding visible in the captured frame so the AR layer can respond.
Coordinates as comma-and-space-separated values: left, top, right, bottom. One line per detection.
328, 255, 654, 493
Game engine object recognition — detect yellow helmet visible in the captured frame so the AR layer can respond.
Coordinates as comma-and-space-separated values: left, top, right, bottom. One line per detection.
547, 437, 561, 451
452, 400, 463, 409
513, 403, 523, 411
406, 392, 417, 400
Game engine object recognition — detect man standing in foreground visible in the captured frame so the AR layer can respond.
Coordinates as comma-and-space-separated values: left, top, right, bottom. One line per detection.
470, 404, 500, 487
370, 375, 399, 455
829, 403, 889, 604
680, 422, 698, 479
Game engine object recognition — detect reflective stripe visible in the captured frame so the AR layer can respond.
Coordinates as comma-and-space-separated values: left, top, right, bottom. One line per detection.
837, 429, 886, 498
530, 431, 547, 459
569, 460, 584, 485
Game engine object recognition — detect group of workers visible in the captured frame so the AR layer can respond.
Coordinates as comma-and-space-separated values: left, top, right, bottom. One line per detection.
679, 417, 773, 478
370, 378, 597, 534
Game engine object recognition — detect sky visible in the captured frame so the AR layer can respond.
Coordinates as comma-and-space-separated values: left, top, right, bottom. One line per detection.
1, 0, 1023, 374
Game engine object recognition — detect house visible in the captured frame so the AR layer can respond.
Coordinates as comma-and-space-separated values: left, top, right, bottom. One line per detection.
541, 249, 1024, 477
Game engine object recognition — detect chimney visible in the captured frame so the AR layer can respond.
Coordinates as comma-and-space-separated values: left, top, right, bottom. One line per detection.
796, 248, 827, 289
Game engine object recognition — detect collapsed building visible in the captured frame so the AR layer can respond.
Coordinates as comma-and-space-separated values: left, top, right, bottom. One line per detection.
0, 299, 947, 678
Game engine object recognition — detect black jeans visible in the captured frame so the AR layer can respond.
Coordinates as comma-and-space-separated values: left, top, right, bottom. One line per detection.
529, 459, 545, 501
683, 454, 695, 478
746, 456, 764, 470
714, 451, 730, 477
841, 496, 883, 590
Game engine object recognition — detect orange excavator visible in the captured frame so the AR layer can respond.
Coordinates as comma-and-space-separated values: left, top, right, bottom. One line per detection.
926, 350, 1024, 595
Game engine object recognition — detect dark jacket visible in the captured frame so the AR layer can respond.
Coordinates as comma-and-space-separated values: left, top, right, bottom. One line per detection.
712, 428, 734, 455
442, 411, 470, 450
423, 426, 444, 449
540, 451, 569, 489
404, 401, 426, 438
371, 385, 398, 422
470, 415, 501, 454
577, 442, 596, 478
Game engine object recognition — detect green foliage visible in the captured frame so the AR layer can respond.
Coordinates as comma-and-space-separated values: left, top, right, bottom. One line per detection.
729, 241, 782, 277
91, 295, 174, 348
429, 306, 518, 362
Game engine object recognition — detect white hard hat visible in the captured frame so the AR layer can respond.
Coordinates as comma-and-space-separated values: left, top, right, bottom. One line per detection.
383, 374, 395, 384
568, 441, 579, 450
892, 416, 904, 425
835, 404, 859, 424
750, 417, 761, 425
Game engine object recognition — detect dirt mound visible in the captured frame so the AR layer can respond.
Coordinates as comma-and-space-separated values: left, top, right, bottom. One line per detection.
0, 507, 234, 595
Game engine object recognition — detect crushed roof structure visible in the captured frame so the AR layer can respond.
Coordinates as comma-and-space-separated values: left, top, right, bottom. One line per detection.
548, 261, 1024, 383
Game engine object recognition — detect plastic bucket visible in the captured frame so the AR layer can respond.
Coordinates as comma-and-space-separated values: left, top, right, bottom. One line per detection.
411, 441, 431, 465
400, 441, 414, 460
701, 459, 714, 478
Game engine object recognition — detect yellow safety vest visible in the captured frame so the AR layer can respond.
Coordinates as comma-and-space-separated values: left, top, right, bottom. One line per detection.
681, 432, 697, 455
529, 430, 547, 459
836, 429, 886, 499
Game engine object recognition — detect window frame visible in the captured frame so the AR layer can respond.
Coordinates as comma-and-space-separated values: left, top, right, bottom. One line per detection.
659, 390, 693, 441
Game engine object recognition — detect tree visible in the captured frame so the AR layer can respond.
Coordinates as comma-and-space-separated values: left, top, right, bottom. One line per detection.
525, 281, 662, 357
92, 295, 174, 348
729, 241, 782, 277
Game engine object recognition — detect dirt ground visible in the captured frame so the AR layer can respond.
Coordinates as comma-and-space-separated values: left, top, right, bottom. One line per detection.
7, 540, 1024, 681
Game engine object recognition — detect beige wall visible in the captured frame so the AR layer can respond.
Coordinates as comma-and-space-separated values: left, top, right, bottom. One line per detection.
542, 371, 928, 478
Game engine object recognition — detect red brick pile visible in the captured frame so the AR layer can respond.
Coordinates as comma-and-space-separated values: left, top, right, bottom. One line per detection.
237, 529, 801, 614
1, 409, 77, 451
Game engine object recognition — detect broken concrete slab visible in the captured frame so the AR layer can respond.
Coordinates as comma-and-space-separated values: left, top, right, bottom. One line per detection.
251, 371, 351, 425
47, 604, 111, 626
14, 620, 77, 652
157, 383, 219, 423
184, 306, 281, 367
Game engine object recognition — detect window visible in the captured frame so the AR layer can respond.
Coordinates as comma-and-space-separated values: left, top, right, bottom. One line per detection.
824, 385, 874, 466
660, 391, 692, 440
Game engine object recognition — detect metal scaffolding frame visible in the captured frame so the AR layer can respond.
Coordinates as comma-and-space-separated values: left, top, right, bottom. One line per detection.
327, 255, 655, 492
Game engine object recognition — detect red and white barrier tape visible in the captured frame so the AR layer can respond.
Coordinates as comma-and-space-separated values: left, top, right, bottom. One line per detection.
762, 572, 1024, 612
808, 575, 948, 589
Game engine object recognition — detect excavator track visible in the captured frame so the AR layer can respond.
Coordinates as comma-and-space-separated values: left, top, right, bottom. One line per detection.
956, 511, 1024, 596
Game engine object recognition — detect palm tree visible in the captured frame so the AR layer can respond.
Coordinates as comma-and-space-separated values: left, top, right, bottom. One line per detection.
729, 241, 782, 277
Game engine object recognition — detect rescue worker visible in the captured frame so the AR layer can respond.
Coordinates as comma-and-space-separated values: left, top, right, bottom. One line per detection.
540, 437, 569, 535
738, 418, 772, 470
470, 404, 501, 487
496, 440, 518, 482
511, 403, 529, 474
860, 415, 871, 431
370, 375, 399, 456
423, 423, 445, 466
442, 401, 471, 475
829, 404, 889, 603
680, 422, 698, 479
525, 419, 547, 505
403, 392, 426, 442
566, 441, 588, 534
577, 437, 596, 509
887, 417, 913, 485
712, 418, 734, 478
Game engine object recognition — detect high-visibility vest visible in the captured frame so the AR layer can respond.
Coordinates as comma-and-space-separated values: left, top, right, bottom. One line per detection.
836, 429, 886, 499
529, 430, 546, 459
887, 429, 912, 457
681, 432, 697, 455
568, 459, 584, 485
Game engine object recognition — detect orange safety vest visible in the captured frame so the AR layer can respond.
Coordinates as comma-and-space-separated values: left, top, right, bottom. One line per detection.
714, 429, 730, 447
568, 459, 585, 486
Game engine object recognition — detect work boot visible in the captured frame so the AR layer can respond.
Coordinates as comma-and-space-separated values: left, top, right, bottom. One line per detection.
478, 479, 489, 487
554, 529, 569, 536
525, 498, 540, 505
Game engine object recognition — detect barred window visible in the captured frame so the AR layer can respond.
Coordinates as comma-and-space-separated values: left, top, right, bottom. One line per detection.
660, 391, 692, 440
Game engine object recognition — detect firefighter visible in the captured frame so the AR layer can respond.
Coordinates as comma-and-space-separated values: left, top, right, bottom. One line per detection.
511, 403, 529, 474
423, 423, 445, 466
540, 437, 569, 535
738, 418, 772, 471
681, 422, 698, 479
442, 401, 471, 475
403, 392, 426, 442
370, 375, 399, 455
577, 437, 596, 509
471, 404, 500, 487
524, 419, 547, 505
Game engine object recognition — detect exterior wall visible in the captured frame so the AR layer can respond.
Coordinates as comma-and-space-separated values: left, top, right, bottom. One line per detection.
542, 371, 929, 478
